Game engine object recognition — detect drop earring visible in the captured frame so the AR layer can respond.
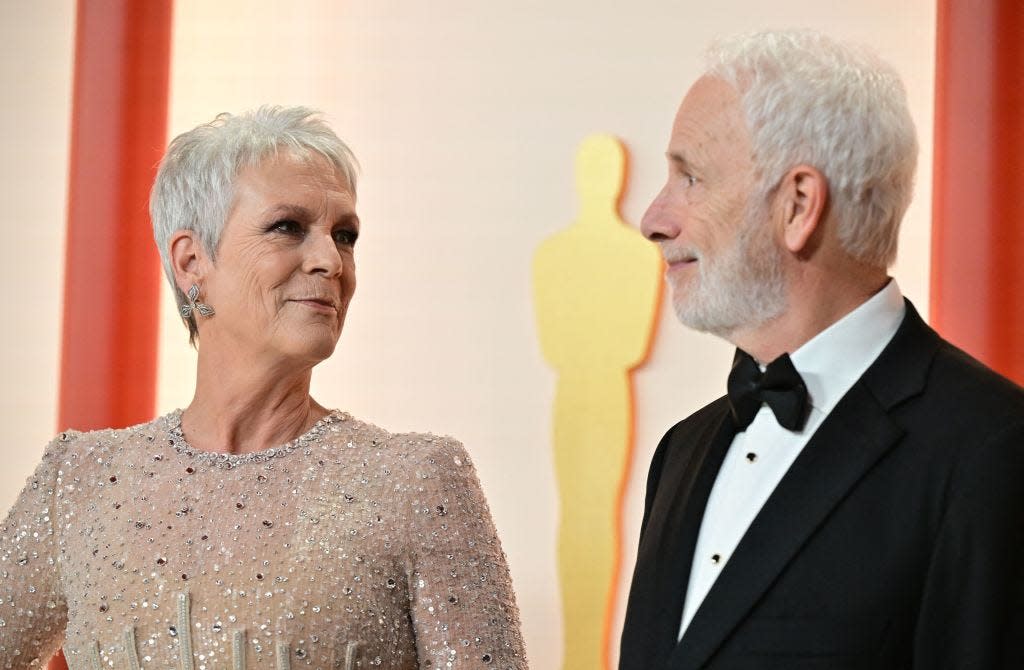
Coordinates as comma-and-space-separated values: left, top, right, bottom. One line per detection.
180, 284, 215, 318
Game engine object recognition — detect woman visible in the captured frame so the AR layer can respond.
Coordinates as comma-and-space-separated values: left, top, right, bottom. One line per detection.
0, 107, 527, 669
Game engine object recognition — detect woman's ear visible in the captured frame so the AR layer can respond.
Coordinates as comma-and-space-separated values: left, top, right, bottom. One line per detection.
777, 164, 828, 254
169, 230, 206, 292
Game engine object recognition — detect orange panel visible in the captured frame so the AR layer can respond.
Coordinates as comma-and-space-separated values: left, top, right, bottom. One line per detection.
931, 0, 1024, 384
58, 0, 173, 431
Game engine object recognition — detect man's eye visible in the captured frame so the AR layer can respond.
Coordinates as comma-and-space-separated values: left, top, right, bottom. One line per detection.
333, 229, 358, 246
671, 165, 699, 188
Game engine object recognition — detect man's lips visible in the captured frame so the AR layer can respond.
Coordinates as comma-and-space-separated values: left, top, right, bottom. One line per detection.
661, 245, 699, 269
665, 256, 698, 271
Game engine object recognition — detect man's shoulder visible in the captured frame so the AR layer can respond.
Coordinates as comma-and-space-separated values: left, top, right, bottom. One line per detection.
868, 312, 1024, 450
925, 337, 1024, 417
661, 396, 732, 442
864, 301, 1024, 420
643, 396, 731, 501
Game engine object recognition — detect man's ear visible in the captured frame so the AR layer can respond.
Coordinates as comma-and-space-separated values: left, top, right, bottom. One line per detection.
168, 230, 207, 292
777, 164, 828, 254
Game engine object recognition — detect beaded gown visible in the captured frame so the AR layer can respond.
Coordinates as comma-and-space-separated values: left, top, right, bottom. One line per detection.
0, 411, 527, 670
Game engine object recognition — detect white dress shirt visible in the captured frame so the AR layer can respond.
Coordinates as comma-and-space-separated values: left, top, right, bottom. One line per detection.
678, 279, 906, 638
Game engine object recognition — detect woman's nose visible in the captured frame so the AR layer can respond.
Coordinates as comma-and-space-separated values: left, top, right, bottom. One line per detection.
303, 233, 344, 276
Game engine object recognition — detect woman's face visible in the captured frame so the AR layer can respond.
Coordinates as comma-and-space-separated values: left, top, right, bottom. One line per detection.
199, 152, 358, 368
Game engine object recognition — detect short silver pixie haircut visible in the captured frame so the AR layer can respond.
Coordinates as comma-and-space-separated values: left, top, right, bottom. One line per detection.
706, 30, 918, 268
150, 106, 358, 344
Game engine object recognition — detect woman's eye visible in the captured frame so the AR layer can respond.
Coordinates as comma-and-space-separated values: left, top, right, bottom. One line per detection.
269, 219, 302, 234
333, 229, 358, 246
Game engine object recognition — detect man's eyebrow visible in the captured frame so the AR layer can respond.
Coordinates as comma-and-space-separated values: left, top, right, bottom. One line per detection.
666, 152, 693, 168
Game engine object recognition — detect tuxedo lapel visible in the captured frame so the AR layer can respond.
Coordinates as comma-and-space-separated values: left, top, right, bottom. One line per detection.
619, 402, 736, 670
665, 300, 937, 670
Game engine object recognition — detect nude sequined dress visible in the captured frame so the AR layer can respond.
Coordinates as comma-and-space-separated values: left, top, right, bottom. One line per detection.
0, 411, 527, 669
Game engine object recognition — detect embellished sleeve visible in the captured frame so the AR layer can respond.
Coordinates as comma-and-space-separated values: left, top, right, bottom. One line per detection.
402, 435, 528, 669
0, 434, 71, 667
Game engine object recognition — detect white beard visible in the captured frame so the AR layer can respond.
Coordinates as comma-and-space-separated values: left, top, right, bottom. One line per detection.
671, 204, 787, 337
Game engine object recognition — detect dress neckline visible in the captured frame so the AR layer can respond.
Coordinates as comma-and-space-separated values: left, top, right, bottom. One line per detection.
164, 408, 347, 468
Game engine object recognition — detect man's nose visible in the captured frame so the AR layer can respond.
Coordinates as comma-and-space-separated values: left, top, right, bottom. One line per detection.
640, 187, 679, 241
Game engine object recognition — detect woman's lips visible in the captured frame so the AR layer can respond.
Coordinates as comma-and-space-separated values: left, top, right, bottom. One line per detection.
291, 298, 337, 313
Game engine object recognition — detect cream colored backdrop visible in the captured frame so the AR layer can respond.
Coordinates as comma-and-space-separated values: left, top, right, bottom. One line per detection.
1, 2, 935, 667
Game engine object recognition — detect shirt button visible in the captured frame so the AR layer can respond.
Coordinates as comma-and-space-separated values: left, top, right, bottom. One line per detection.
711, 553, 721, 564
746, 452, 758, 462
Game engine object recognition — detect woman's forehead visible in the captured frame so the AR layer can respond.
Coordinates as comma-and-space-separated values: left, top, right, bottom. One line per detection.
222, 153, 355, 230
235, 153, 351, 200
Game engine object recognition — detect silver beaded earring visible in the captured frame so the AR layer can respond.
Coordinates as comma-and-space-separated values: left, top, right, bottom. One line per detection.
180, 284, 215, 318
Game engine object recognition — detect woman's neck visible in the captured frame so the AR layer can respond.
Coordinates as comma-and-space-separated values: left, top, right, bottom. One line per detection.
181, 348, 329, 455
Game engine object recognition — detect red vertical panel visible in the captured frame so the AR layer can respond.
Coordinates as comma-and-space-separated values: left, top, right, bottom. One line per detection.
52, 2, 172, 667
58, 0, 173, 431
931, 0, 1024, 385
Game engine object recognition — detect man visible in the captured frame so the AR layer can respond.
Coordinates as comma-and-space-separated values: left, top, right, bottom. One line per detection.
620, 30, 1024, 670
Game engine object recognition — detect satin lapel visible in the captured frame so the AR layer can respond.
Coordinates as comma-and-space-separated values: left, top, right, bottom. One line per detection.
621, 401, 735, 669
668, 381, 904, 669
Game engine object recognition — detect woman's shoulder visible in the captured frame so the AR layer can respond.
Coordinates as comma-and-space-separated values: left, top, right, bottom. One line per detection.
334, 417, 495, 534
332, 416, 481, 504
44, 415, 173, 465
338, 413, 473, 470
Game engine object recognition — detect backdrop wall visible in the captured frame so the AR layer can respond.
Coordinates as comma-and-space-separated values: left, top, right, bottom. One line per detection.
0, 2, 936, 667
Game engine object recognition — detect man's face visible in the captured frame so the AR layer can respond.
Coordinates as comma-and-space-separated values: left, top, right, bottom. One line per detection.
641, 75, 786, 337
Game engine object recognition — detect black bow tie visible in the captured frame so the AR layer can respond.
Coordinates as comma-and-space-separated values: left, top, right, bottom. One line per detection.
727, 349, 809, 431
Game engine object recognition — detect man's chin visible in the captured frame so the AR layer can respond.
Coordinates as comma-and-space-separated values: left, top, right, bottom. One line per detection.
673, 306, 737, 337
672, 289, 781, 336
672, 294, 727, 334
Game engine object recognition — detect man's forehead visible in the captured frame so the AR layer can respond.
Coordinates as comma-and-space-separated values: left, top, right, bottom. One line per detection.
678, 76, 741, 119
670, 76, 747, 147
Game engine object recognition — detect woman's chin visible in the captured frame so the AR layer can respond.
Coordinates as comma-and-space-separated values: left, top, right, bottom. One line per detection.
292, 337, 341, 365
256, 329, 342, 369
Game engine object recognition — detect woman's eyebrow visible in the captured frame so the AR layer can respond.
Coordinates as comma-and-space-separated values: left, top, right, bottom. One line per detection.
263, 203, 316, 219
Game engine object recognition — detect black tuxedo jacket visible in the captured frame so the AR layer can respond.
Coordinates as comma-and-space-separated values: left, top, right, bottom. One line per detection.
620, 301, 1024, 670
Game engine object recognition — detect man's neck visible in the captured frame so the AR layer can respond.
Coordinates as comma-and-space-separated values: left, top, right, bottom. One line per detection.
729, 272, 890, 364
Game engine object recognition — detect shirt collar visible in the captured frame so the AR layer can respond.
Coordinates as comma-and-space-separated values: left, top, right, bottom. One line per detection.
789, 279, 906, 415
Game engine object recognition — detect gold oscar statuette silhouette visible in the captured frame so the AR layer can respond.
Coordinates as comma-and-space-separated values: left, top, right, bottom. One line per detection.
532, 134, 662, 670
